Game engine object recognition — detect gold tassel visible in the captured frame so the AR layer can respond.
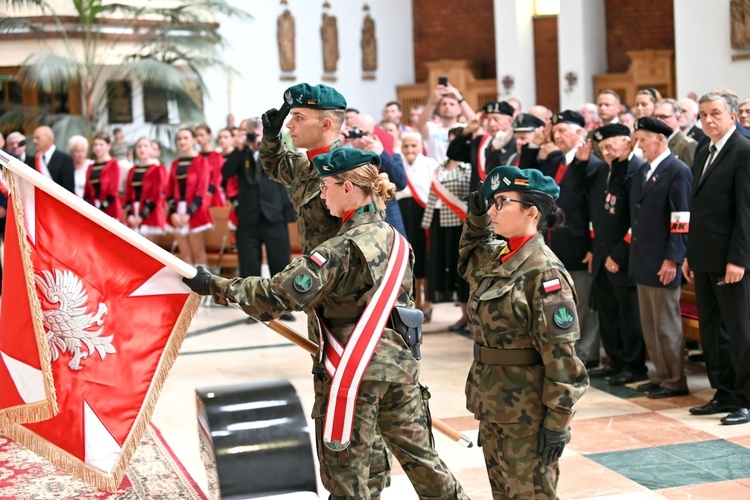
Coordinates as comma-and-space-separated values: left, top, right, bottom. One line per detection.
0, 169, 57, 428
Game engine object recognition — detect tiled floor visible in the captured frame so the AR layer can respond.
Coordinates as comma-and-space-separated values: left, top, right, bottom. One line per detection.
151, 301, 750, 499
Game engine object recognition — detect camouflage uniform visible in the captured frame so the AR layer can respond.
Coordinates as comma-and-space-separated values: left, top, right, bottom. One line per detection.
258, 136, 397, 496
458, 215, 589, 500
208, 208, 467, 500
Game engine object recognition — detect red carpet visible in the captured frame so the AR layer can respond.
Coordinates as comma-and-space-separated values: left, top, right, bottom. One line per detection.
0, 424, 206, 499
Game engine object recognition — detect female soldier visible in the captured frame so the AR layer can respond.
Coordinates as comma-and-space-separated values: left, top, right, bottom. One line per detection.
85, 131, 123, 221
183, 148, 467, 500
460, 165, 589, 499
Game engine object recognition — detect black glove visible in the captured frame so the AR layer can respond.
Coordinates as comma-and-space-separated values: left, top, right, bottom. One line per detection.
261, 101, 292, 140
182, 265, 213, 296
537, 426, 568, 465
468, 181, 489, 216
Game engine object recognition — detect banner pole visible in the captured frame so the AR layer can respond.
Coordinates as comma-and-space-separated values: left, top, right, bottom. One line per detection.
0, 150, 195, 278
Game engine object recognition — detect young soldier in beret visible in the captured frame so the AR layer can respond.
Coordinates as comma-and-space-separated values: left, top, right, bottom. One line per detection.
460, 165, 589, 499
631, 117, 693, 398
257, 83, 394, 496
184, 148, 467, 499
589, 123, 649, 385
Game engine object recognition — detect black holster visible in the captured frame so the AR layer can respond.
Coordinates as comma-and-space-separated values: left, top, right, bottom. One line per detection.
390, 307, 424, 360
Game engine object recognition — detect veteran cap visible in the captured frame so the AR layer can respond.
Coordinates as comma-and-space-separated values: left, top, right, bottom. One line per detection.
593, 123, 631, 141
634, 117, 673, 137
284, 83, 347, 110
513, 113, 545, 132
483, 101, 515, 116
551, 110, 585, 128
312, 148, 381, 178
482, 165, 560, 200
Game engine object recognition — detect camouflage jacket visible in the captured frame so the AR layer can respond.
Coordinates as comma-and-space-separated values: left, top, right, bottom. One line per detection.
259, 136, 341, 253
457, 214, 589, 433
209, 208, 419, 384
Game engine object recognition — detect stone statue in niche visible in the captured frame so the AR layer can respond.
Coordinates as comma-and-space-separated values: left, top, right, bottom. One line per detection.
321, 11, 339, 79
361, 12, 377, 80
731, 0, 750, 50
277, 8, 296, 77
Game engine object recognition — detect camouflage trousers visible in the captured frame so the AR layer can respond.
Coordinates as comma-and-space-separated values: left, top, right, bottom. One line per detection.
478, 421, 559, 500
314, 380, 468, 500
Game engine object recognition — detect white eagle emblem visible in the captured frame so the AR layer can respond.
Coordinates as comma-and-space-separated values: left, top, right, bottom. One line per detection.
490, 174, 501, 191
34, 269, 115, 371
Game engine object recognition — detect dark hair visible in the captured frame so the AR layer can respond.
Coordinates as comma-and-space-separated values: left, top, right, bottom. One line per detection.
346, 108, 360, 114
385, 101, 401, 110
93, 131, 111, 144
520, 191, 565, 231
194, 123, 212, 135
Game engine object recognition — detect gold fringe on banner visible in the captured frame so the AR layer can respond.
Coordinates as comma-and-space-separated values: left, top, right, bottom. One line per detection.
0, 168, 58, 429
4, 293, 201, 491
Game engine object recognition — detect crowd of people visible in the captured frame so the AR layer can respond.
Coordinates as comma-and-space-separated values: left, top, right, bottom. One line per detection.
2, 79, 750, 499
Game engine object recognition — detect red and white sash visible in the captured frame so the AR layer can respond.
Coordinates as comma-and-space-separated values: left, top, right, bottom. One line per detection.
431, 176, 468, 221
404, 169, 427, 208
319, 228, 410, 450
476, 134, 492, 181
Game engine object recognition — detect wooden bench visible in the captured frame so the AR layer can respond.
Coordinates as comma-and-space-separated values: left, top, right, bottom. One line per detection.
680, 282, 701, 343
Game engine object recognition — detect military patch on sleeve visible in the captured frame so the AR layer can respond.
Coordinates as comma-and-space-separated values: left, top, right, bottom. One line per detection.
542, 278, 562, 294
293, 272, 314, 292
310, 251, 328, 267
552, 306, 575, 329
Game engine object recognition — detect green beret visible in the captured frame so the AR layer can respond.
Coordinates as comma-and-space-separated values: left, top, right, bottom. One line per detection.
482, 166, 560, 200
312, 148, 381, 178
283, 83, 347, 110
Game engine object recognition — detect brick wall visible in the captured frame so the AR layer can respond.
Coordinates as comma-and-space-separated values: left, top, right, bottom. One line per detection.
412, 0, 496, 82
533, 16, 560, 112
605, 0, 675, 73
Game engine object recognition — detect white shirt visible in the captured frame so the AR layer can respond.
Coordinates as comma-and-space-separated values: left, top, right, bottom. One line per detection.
425, 121, 462, 165
38, 144, 56, 179
644, 148, 671, 182
701, 125, 736, 178
74, 160, 92, 198
396, 154, 438, 203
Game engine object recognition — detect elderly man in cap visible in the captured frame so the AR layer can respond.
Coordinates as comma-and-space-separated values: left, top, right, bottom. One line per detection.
630, 117, 693, 398
538, 110, 602, 369
511, 112, 547, 169
466, 101, 517, 191
588, 123, 648, 385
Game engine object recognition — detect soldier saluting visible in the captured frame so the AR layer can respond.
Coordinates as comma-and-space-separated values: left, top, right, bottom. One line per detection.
460, 165, 589, 499
183, 148, 467, 499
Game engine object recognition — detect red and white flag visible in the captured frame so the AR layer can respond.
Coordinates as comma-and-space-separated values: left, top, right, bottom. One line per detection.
0, 154, 201, 491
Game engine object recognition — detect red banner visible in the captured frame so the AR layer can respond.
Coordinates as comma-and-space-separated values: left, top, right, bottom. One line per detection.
0, 164, 200, 491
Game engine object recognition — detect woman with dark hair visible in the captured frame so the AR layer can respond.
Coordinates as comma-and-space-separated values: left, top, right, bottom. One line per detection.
85, 131, 123, 221
194, 124, 226, 207
124, 137, 168, 241
167, 128, 213, 266
459, 165, 589, 499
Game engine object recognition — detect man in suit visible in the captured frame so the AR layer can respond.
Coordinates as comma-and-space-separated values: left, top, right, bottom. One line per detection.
683, 92, 750, 424
588, 123, 648, 384
31, 126, 74, 193
654, 99, 698, 167
631, 117, 693, 398
538, 110, 601, 369
223, 121, 294, 322
679, 98, 706, 143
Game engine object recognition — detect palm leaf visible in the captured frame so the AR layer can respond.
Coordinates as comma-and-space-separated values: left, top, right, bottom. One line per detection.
0, 0, 48, 12
0, 16, 42, 35
18, 53, 87, 93
116, 58, 189, 93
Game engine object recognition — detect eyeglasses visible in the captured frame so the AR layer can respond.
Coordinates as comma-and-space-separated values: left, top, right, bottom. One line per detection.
491, 196, 533, 211
653, 114, 674, 120
319, 180, 344, 193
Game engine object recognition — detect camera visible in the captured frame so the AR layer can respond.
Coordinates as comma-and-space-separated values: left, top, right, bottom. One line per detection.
246, 132, 259, 143
438, 76, 449, 86
348, 126, 365, 139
